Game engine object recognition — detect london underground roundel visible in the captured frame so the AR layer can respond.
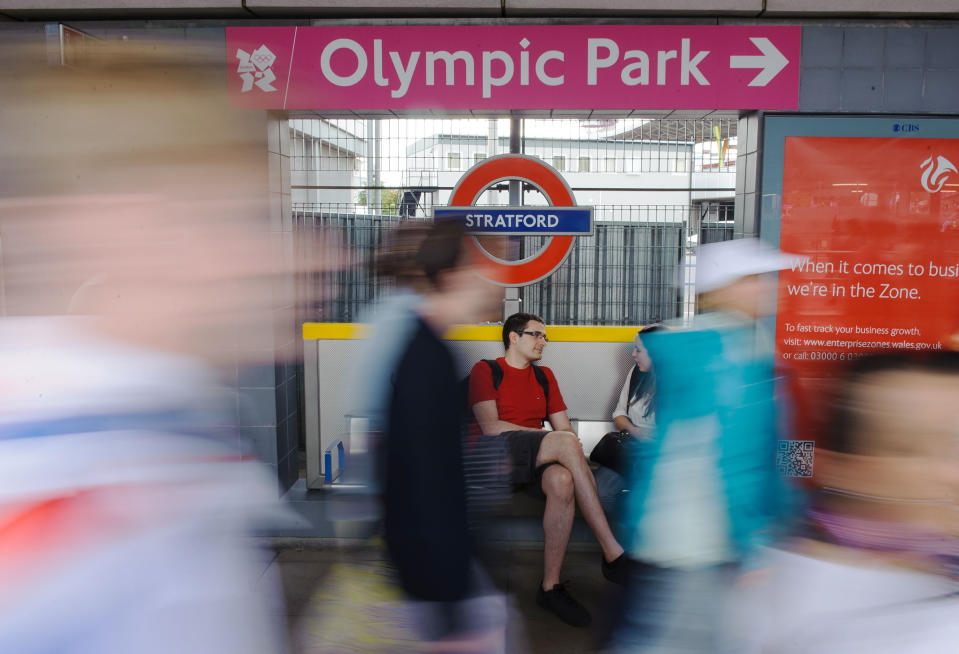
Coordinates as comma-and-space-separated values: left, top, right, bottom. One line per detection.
435, 154, 593, 286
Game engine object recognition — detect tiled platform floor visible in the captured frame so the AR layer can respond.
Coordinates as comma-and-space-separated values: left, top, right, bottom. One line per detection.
268, 542, 618, 653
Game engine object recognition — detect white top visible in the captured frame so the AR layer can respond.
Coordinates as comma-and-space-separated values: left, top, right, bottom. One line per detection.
612, 367, 655, 438
631, 414, 736, 569
0, 317, 287, 654
723, 547, 959, 654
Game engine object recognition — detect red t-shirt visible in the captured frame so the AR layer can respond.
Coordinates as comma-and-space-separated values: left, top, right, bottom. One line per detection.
468, 357, 567, 429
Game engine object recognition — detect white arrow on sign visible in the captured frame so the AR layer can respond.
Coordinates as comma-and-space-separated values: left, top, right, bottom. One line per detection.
729, 37, 789, 87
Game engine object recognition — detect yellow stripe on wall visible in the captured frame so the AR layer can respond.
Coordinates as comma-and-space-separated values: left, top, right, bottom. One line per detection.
302, 323, 369, 340
443, 325, 502, 341
303, 323, 644, 343
545, 326, 644, 342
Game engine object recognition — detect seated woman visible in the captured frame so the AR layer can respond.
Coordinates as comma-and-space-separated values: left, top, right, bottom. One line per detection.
593, 325, 662, 511
612, 324, 662, 441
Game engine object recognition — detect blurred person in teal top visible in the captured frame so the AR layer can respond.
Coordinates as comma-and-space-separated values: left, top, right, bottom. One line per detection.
606, 239, 802, 654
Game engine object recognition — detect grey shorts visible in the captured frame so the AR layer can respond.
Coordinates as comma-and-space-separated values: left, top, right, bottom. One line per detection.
499, 429, 557, 491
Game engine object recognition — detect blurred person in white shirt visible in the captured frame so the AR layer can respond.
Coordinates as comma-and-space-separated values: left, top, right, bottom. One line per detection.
0, 41, 327, 654
723, 351, 959, 654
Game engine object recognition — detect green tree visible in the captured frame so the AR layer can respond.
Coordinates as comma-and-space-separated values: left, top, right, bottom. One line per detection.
357, 188, 401, 214
381, 189, 401, 214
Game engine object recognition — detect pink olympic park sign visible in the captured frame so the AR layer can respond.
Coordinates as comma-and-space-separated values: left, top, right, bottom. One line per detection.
226, 25, 800, 111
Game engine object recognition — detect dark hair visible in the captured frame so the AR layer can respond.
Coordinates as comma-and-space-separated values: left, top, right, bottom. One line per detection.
629, 324, 665, 415
376, 221, 430, 285
827, 350, 959, 457
638, 323, 664, 338
415, 218, 467, 288
502, 312, 545, 349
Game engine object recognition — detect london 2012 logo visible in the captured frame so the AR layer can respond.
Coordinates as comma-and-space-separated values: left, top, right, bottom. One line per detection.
236, 45, 278, 93
920, 155, 957, 193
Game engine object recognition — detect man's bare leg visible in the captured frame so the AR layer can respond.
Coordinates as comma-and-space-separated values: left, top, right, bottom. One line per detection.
536, 431, 625, 563
540, 464, 575, 590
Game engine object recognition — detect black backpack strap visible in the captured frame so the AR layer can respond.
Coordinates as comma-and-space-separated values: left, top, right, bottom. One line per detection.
483, 360, 552, 423
531, 365, 550, 403
483, 359, 548, 401
483, 359, 504, 390
531, 365, 552, 422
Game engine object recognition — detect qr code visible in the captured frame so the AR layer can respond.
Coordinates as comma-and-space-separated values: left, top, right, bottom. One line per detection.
777, 440, 815, 478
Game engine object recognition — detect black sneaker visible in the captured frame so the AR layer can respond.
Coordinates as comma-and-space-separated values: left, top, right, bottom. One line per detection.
536, 582, 591, 627
601, 552, 629, 586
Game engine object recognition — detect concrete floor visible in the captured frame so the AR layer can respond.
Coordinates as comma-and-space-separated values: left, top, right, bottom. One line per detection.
269, 542, 619, 653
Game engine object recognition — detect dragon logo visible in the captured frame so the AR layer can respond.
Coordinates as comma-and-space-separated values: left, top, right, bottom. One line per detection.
236, 45, 277, 93
920, 155, 957, 194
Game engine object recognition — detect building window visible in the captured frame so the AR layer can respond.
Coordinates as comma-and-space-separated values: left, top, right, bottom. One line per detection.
473, 152, 486, 166
718, 202, 734, 222
578, 156, 591, 172
605, 157, 616, 173
552, 155, 566, 171
448, 152, 461, 170
701, 202, 735, 223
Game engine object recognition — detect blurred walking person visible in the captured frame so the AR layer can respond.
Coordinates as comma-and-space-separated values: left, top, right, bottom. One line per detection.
0, 41, 325, 654
605, 239, 801, 653
723, 351, 959, 654
380, 219, 511, 653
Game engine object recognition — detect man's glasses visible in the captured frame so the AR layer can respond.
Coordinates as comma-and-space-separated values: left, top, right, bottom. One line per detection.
517, 330, 549, 343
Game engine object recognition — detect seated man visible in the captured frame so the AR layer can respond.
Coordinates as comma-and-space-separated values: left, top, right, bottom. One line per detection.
468, 312, 628, 627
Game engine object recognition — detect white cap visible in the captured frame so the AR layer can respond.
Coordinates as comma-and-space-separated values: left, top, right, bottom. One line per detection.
696, 238, 807, 293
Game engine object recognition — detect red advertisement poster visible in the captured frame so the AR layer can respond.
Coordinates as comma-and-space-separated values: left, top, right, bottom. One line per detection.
776, 137, 959, 446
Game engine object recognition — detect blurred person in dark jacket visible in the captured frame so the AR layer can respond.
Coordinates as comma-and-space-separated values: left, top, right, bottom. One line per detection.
381, 219, 509, 653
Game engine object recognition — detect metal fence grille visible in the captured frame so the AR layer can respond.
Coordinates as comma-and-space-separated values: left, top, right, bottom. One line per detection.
522, 220, 684, 325
294, 207, 426, 324
294, 204, 726, 325
292, 117, 736, 326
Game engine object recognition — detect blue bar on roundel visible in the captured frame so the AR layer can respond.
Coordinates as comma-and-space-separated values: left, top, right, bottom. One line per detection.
434, 206, 594, 236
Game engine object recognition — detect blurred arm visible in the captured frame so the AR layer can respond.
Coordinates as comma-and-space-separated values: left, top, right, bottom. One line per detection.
613, 414, 639, 436
612, 370, 640, 435
547, 410, 574, 434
